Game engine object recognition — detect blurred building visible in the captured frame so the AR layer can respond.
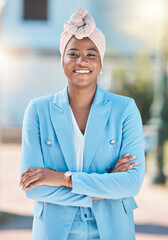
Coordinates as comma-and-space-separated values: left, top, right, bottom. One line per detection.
0, 0, 146, 128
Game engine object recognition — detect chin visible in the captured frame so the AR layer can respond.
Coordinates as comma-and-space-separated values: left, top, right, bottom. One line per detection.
71, 80, 97, 89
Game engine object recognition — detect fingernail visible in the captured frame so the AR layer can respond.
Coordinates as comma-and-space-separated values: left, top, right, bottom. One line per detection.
132, 155, 136, 158
135, 162, 139, 165
125, 153, 130, 156
129, 165, 133, 168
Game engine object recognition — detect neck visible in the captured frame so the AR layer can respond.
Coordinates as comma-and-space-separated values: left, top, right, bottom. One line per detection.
68, 84, 97, 109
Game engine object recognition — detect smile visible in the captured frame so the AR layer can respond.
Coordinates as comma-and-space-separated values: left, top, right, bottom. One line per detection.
73, 70, 91, 74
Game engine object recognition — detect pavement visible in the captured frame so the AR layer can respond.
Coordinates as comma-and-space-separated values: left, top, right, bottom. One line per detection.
0, 143, 168, 240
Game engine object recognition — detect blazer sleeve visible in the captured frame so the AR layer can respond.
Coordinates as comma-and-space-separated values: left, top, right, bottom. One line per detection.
20, 100, 93, 207
71, 98, 145, 199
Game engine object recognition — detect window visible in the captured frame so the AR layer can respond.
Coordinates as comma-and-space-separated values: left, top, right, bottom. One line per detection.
23, 0, 48, 20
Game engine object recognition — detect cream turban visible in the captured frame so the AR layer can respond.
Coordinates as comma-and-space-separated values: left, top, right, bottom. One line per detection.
60, 7, 106, 65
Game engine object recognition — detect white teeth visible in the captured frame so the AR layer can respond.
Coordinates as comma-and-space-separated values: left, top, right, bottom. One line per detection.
75, 70, 90, 73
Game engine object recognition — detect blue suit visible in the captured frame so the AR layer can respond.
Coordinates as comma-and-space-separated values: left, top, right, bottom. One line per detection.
21, 84, 145, 240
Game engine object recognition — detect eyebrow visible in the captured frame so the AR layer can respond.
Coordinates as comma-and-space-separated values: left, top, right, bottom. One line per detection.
68, 48, 79, 51
67, 48, 97, 52
87, 48, 97, 52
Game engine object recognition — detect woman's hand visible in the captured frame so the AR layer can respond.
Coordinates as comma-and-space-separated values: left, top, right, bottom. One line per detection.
20, 168, 65, 191
93, 153, 139, 201
111, 153, 139, 173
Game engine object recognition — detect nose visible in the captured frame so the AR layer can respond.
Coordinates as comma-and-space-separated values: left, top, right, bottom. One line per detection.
76, 54, 88, 65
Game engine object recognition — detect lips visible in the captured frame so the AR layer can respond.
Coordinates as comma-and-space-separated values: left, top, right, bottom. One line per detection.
73, 69, 92, 74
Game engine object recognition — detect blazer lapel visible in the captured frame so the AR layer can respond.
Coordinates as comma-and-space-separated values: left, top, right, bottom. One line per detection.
49, 85, 111, 173
49, 87, 77, 171
83, 85, 111, 172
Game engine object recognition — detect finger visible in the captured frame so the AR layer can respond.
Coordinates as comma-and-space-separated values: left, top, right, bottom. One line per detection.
20, 171, 36, 185
112, 162, 139, 173
21, 173, 41, 187
21, 168, 38, 177
25, 179, 42, 190
121, 155, 136, 164
21, 168, 39, 178
21, 176, 40, 191
114, 154, 129, 168
21, 175, 40, 190
20, 170, 39, 186
118, 162, 139, 172
115, 155, 136, 168
118, 155, 136, 164
119, 153, 130, 160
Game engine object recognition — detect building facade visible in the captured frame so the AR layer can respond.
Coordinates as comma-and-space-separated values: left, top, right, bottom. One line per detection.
0, 0, 145, 127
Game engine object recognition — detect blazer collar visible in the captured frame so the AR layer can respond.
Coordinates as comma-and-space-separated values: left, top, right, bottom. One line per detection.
53, 84, 109, 110
53, 86, 69, 111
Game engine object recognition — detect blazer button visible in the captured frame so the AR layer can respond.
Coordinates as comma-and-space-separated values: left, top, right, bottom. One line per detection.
46, 140, 52, 146
110, 140, 115, 145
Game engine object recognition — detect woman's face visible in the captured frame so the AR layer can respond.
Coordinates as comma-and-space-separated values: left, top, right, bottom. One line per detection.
63, 37, 102, 88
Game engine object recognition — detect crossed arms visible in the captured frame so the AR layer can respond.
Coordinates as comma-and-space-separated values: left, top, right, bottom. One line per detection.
20, 99, 145, 207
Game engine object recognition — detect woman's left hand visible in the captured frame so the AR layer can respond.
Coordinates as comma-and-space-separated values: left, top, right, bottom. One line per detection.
20, 168, 65, 191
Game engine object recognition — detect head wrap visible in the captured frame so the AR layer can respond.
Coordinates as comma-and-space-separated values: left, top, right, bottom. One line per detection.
60, 7, 106, 66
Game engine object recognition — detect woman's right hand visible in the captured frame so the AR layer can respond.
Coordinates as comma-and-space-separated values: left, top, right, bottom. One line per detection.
110, 153, 139, 173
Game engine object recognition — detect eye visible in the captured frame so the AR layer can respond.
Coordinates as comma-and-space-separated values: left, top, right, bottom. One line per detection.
87, 53, 96, 57
68, 52, 79, 57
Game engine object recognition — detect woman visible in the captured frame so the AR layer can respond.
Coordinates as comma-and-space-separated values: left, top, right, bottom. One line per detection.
20, 7, 145, 240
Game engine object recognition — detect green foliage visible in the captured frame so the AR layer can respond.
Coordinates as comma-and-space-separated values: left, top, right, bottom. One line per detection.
109, 52, 153, 124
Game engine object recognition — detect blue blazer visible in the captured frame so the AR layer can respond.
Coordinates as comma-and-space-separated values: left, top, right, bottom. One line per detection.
21, 84, 145, 240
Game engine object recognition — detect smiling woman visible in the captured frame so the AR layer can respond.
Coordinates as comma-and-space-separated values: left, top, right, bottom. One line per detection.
20, 7, 145, 240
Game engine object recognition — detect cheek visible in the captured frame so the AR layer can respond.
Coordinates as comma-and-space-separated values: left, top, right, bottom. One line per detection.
62, 64, 69, 77
63, 57, 75, 67
62, 54, 73, 65
62, 57, 69, 67
63, 60, 74, 74
90, 58, 101, 72
93, 63, 101, 74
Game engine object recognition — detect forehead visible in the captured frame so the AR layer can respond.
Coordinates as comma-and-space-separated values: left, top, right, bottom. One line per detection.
65, 37, 99, 52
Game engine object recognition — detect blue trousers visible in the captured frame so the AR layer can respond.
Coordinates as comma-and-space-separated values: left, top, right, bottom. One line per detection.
67, 207, 100, 240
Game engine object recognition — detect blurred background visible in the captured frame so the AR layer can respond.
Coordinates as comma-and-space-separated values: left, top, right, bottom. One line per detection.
0, 0, 168, 239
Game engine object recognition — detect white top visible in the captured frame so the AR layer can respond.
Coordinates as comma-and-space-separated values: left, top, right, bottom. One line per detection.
70, 107, 89, 172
